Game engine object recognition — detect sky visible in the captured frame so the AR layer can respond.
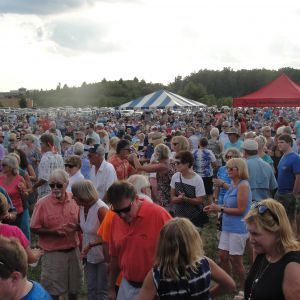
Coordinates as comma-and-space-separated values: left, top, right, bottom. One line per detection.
1, 0, 300, 91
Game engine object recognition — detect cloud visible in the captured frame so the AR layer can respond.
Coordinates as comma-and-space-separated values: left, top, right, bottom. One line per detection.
41, 19, 120, 54
0, 0, 136, 15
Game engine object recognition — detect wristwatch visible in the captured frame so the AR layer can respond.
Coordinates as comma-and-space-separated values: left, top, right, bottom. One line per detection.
220, 207, 224, 213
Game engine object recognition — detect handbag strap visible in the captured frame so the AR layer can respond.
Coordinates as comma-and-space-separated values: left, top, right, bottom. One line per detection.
179, 174, 188, 196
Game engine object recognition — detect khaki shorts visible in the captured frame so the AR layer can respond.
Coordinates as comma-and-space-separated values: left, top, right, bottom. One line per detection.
274, 192, 297, 221
41, 248, 83, 296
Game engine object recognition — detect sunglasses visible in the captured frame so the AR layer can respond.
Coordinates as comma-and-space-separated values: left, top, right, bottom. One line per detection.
226, 167, 238, 171
172, 143, 179, 146
253, 202, 279, 225
65, 164, 76, 168
49, 182, 64, 189
1, 164, 7, 167
9, 139, 16, 142
76, 138, 84, 142
112, 202, 133, 215
175, 160, 182, 165
226, 155, 233, 159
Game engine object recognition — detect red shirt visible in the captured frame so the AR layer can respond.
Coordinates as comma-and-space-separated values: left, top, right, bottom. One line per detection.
109, 200, 171, 282
0, 175, 24, 214
30, 192, 80, 251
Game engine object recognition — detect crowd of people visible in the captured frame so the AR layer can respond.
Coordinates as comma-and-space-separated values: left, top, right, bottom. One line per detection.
1, 106, 300, 300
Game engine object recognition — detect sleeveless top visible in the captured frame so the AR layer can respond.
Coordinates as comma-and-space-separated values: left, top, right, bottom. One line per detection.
152, 257, 211, 300
156, 160, 177, 207
79, 199, 108, 264
245, 251, 300, 300
222, 180, 251, 234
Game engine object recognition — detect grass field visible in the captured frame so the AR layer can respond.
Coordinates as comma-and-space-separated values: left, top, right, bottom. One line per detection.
28, 216, 239, 300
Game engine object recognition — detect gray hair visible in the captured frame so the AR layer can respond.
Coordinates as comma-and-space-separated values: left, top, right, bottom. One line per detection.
210, 127, 219, 138
255, 135, 267, 146
73, 142, 84, 155
49, 169, 69, 184
127, 175, 150, 194
96, 145, 105, 157
154, 143, 171, 160
2, 155, 19, 176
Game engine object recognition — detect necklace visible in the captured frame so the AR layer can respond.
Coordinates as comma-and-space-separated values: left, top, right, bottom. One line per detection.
248, 256, 271, 300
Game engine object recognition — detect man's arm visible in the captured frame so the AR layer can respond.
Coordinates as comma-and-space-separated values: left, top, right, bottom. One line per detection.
32, 179, 47, 191
107, 256, 120, 300
293, 174, 300, 197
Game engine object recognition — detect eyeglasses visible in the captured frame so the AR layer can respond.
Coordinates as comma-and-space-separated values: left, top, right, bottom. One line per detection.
225, 155, 233, 159
65, 164, 75, 168
49, 182, 64, 189
226, 167, 238, 171
253, 202, 279, 225
112, 202, 133, 215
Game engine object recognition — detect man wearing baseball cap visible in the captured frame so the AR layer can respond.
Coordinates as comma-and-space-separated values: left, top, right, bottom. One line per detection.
241, 139, 277, 203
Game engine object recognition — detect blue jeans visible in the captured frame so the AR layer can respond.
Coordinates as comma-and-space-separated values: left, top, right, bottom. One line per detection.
86, 262, 108, 300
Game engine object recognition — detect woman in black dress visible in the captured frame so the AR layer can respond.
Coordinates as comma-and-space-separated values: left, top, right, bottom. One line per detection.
244, 199, 300, 300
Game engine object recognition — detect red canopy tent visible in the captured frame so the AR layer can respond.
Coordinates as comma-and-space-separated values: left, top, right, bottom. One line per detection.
233, 74, 300, 107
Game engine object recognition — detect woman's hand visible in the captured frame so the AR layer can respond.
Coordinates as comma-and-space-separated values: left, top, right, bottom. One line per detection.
204, 203, 221, 214
81, 244, 91, 259
213, 178, 224, 187
171, 192, 185, 204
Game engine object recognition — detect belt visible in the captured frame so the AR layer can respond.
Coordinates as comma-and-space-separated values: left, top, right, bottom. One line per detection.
55, 247, 75, 253
127, 280, 143, 288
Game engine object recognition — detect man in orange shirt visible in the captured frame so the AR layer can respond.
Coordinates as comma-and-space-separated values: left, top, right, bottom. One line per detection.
106, 181, 171, 300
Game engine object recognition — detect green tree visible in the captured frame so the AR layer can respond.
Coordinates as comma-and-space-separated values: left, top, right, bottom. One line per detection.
19, 97, 27, 108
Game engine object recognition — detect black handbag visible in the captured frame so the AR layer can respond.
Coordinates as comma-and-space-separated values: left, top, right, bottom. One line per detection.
174, 175, 209, 227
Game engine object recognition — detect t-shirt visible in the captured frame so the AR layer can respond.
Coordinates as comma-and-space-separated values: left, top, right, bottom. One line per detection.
170, 172, 206, 198
193, 149, 216, 177
21, 281, 52, 300
295, 120, 300, 139
277, 152, 300, 194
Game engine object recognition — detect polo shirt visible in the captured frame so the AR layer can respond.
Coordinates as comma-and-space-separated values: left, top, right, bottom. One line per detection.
30, 192, 80, 251
90, 160, 118, 200
246, 155, 278, 202
109, 200, 171, 282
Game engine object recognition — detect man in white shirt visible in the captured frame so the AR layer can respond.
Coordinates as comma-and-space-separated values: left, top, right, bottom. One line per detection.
88, 144, 117, 200
219, 121, 230, 146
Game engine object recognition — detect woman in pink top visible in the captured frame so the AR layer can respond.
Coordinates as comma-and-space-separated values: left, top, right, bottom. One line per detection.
0, 192, 42, 264
0, 155, 28, 229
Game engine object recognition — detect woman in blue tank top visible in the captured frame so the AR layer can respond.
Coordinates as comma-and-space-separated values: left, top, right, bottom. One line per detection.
204, 158, 252, 299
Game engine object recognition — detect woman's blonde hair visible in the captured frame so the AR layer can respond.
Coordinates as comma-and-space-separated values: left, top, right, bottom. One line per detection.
0, 193, 9, 220
109, 137, 120, 149
222, 147, 241, 161
64, 155, 82, 169
71, 180, 99, 205
24, 134, 34, 142
226, 158, 249, 179
171, 136, 190, 152
244, 199, 300, 254
154, 143, 170, 161
244, 131, 256, 139
154, 218, 204, 281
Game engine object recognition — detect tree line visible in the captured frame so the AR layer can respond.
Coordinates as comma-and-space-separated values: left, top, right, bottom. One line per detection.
28, 67, 300, 108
